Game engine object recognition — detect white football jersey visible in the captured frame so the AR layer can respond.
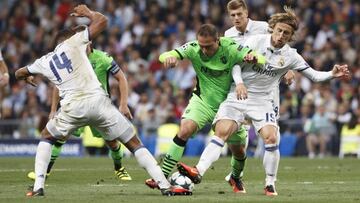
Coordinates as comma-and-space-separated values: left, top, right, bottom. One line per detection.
27, 27, 104, 104
224, 19, 268, 45
237, 34, 313, 95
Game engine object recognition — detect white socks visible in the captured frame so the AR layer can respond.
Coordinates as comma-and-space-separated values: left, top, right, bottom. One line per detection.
33, 141, 52, 191
134, 147, 170, 189
263, 143, 280, 186
196, 136, 224, 176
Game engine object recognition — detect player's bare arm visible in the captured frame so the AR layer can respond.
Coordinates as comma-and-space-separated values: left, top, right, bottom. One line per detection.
14, 67, 37, 87
113, 68, 133, 120
159, 50, 180, 68
0, 60, 9, 87
71, 4, 108, 40
49, 86, 60, 119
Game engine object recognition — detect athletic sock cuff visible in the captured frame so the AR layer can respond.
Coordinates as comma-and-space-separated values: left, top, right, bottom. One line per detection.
173, 135, 187, 147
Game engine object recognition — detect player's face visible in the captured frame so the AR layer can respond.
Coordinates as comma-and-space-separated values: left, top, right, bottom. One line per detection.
271, 23, 294, 48
228, 7, 248, 32
197, 35, 219, 57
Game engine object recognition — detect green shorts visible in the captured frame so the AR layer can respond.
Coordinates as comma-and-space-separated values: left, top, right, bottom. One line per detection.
182, 94, 247, 145
72, 126, 102, 138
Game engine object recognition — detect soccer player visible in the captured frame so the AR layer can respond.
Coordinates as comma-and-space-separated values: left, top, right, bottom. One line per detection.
177, 7, 350, 196
15, 4, 190, 197
0, 48, 10, 87
223, 0, 295, 193
145, 23, 264, 189
27, 44, 132, 181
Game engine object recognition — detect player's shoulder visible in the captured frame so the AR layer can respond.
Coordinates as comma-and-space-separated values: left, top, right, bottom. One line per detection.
224, 26, 238, 37
220, 37, 237, 46
178, 40, 198, 52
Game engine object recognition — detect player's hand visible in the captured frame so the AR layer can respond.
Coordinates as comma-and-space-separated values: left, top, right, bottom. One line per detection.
283, 70, 295, 85
235, 83, 247, 100
119, 105, 133, 120
71, 4, 92, 17
0, 73, 9, 87
163, 56, 178, 68
25, 76, 37, 87
332, 64, 351, 80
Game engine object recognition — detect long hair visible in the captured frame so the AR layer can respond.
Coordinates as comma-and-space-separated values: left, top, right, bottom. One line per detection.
268, 6, 298, 33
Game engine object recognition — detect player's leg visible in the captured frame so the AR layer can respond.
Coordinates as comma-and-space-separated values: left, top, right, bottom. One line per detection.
120, 129, 191, 195
225, 127, 248, 193
161, 95, 211, 178
90, 126, 132, 180
97, 98, 191, 195
179, 119, 238, 183
104, 138, 132, 180
258, 125, 279, 196
27, 140, 65, 180
178, 99, 245, 183
27, 127, 59, 197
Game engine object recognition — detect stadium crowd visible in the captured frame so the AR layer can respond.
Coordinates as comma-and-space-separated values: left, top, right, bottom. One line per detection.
0, 0, 359, 157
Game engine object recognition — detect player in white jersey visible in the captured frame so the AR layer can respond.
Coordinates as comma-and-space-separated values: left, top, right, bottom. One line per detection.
0, 48, 10, 87
177, 6, 350, 196
223, 0, 294, 194
15, 5, 190, 197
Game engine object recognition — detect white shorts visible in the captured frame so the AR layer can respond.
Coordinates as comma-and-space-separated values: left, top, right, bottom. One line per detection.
213, 92, 278, 132
46, 95, 134, 143
271, 88, 280, 120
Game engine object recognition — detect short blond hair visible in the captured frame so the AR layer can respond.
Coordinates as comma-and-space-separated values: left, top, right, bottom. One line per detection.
227, 0, 247, 12
268, 6, 298, 33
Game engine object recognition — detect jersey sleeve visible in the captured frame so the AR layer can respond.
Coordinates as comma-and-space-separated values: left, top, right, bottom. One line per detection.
66, 26, 90, 47
229, 42, 252, 63
174, 41, 197, 60
27, 56, 47, 75
98, 52, 120, 75
291, 52, 310, 71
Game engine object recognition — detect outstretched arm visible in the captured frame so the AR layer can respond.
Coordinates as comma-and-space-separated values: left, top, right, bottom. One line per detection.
71, 4, 108, 40
159, 50, 182, 68
300, 64, 350, 82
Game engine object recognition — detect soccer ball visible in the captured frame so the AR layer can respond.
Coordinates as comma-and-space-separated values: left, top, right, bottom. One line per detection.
169, 172, 194, 191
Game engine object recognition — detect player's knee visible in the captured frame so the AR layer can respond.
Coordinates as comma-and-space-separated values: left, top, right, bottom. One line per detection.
106, 140, 119, 150
215, 121, 237, 139
264, 134, 277, 144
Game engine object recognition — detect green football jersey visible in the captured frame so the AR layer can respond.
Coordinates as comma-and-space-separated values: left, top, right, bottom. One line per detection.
175, 37, 251, 110
88, 49, 120, 94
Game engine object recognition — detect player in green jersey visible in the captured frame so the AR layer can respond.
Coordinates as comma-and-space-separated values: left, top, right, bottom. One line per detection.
27, 44, 132, 181
146, 24, 264, 189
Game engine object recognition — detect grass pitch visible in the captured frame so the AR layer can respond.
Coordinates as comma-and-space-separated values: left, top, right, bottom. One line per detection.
0, 156, 359, 203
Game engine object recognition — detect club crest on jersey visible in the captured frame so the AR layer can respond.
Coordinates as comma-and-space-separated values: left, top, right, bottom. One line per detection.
220, 56, 227, 64
278, 57, 285, 66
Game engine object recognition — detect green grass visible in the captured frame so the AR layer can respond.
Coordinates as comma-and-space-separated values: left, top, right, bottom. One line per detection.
0, 157, 360, 203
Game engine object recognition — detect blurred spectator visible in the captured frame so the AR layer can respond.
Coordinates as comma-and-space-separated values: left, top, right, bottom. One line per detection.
306, 104, 336, 159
